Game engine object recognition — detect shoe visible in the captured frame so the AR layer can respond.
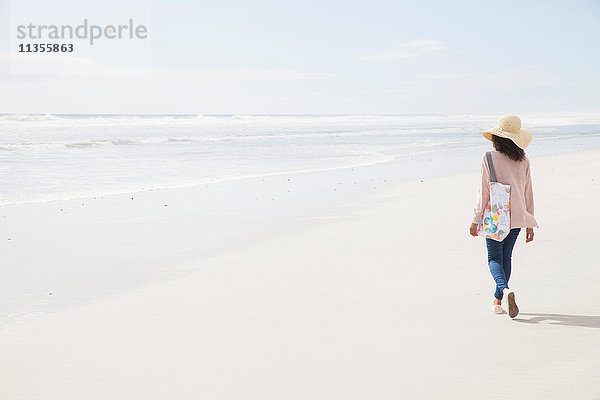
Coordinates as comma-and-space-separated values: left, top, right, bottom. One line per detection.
491, 304, 505, 314
506, 291, 519, 318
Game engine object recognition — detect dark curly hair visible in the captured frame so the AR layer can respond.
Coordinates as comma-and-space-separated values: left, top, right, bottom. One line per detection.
492, 134, 526, 162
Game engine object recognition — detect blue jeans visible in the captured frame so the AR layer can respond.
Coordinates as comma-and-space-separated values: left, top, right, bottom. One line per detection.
486, 228, 521, 300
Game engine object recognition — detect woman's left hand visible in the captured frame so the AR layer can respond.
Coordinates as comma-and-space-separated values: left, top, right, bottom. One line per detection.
469, 223, 478, 237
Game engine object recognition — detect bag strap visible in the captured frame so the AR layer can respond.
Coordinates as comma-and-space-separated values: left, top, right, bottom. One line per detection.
486, 151, 497, 182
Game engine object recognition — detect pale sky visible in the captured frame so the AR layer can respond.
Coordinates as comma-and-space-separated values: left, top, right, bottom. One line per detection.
1, 0, 599, 114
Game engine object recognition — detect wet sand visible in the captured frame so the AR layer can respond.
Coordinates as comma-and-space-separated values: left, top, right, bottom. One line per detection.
1, 149, 599, 399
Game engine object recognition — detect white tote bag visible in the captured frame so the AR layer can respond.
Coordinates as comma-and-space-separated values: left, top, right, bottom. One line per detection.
476, 152, 511, 241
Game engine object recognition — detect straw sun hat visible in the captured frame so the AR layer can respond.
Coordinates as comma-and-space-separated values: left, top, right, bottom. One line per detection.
482, 114, 532, 149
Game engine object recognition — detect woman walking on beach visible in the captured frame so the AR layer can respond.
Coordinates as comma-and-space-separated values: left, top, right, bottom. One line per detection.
470, 115, 538, 318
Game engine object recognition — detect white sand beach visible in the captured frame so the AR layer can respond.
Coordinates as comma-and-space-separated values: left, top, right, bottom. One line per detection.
1, 149, 599, 399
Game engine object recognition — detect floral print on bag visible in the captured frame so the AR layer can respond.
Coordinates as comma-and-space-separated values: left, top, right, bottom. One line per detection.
477, 182, 511, 241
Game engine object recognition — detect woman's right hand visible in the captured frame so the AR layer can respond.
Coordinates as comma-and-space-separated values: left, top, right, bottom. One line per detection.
526, 228, 534, 242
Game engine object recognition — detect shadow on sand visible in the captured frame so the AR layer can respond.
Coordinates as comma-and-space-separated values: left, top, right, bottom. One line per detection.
513, 313, 600, 328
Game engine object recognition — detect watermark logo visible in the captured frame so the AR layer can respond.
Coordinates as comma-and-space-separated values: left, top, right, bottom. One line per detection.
9, 0, 152, 74
16, 19, 148, 46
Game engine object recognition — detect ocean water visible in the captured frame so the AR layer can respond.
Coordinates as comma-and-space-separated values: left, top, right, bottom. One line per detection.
1, 113, 600, 206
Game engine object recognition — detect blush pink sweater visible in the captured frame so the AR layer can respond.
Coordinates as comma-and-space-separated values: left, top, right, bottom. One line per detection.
473, 150, 539, 229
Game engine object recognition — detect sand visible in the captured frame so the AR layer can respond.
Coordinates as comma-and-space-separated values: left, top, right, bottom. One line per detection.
1, 149, 599, 399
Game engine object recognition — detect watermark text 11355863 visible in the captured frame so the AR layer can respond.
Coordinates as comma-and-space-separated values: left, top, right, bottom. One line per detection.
9, 0, 152, 74
18, 43, 74, 53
